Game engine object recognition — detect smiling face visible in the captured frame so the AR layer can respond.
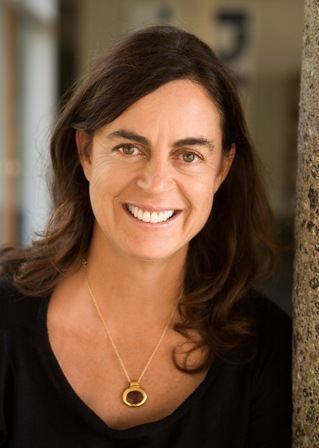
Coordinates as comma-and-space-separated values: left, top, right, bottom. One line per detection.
77, 79, 235, 262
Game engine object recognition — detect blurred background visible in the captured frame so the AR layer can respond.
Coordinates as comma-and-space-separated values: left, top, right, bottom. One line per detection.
0, 0, 304, 314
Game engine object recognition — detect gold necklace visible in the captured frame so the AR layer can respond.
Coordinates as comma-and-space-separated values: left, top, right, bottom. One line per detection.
83, 260, 178, 408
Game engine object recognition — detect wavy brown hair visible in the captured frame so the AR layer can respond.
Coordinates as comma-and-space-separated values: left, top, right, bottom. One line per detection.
1, 25, 276, 372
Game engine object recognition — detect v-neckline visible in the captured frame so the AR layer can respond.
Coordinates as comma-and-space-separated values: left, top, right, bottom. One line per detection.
37, 293, 219, 439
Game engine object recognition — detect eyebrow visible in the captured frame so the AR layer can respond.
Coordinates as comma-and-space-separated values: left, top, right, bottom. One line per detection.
107, 129, 215, 152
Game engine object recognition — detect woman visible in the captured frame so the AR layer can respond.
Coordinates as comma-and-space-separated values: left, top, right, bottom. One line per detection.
0, 25, 291, 447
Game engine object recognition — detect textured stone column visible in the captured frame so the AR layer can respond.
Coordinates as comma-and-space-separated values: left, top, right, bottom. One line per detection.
293, 1, 319, 447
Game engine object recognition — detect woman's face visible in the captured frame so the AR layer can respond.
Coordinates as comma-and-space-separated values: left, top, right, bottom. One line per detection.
78, 79, 234, 262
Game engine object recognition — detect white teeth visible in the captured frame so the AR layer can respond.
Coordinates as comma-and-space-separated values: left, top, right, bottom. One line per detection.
150, 212, 158, 223
127, 204, 175, 223
137, 208, 143, 220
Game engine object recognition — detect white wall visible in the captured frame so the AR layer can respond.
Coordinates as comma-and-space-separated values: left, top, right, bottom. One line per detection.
20, 14, 58, 243
0, 0, 58, 245
0, 6, 5, 240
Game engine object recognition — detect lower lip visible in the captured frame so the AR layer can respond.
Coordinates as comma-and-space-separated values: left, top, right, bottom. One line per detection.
123, 205, 181, 228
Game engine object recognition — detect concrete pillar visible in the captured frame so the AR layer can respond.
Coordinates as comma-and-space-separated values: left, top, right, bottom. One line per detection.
292, 0, 319, 447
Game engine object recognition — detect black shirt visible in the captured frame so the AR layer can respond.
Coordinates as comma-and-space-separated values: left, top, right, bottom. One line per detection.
0, 279, 292, 447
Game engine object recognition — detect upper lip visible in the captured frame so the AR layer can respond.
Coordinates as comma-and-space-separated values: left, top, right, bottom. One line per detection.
125, 202, 181, 212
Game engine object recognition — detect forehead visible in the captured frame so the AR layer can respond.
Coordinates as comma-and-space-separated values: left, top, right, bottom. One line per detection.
99, 79, 222, 141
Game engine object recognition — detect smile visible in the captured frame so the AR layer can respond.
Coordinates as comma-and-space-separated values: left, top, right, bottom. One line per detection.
126, 204, 176, 223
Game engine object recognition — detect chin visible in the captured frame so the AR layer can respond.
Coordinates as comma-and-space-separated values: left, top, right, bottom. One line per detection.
125, 249, 177, 262
122, 242, 186, 263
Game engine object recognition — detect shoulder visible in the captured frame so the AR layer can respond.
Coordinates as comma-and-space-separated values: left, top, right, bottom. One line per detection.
236, 289, 292, 384
0, 276, 43, 334
0, 277, 17, 333
237, 292, 292, 444
238, 289, 291, 341
0, 275, 26, 304
224, 289, 292, 369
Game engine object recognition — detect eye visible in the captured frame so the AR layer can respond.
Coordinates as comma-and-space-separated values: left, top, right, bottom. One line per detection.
116, 144, 141, 156
181, 151, 201, 163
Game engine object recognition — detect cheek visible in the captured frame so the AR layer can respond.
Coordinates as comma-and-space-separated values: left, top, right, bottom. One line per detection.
88, 161, 138, 219
90, 158, 127, 192
88, 165, 118, 213
188, 171, 216, 218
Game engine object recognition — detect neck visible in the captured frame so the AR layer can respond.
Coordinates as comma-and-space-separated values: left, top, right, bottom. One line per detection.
83, 231, 186, 323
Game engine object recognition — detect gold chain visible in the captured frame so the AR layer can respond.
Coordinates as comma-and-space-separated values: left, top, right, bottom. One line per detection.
83, 260, 179, 406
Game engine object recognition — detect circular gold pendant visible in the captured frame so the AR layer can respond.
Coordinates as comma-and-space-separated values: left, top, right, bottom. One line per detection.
122, 381, 148, 407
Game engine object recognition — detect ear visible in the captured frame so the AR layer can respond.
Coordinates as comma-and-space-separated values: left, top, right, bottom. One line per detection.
76, 129, 92, 181
214, 144, 236, 193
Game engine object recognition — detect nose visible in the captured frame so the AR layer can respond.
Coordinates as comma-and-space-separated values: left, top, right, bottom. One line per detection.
136, 158, 175, 193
